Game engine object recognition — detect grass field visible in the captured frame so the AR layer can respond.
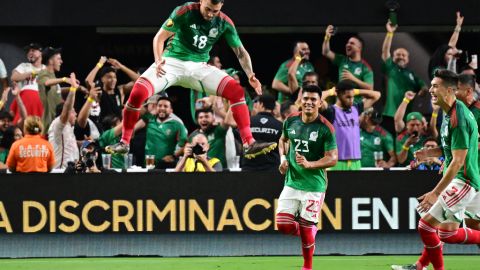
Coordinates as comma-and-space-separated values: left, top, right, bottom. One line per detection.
0, 256, 478, 270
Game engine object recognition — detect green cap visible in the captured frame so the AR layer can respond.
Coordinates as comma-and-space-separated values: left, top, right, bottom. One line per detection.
406, 112, 423, 122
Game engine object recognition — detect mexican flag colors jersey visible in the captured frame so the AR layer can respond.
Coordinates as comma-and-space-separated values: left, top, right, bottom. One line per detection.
283, 113, 337, 193
441, 100, 480, 190
162, 2, 242, 62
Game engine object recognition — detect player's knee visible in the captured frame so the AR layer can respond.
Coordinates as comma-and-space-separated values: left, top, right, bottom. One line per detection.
438, 229, 459, 243
127, 78, 153, 108
276, 213, 297, 235
221, 80, 245, 104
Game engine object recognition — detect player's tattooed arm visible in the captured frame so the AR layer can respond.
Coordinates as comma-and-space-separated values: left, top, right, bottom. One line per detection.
232, 46, 253, 77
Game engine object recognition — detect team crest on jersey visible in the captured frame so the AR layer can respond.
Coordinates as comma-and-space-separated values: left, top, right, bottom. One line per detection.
374, 137, 381, 145
354, 67, 362, 75
289, 129, 296, 135
409, 73, 414, 81
209, 28, 219, 38
165, 129, 171, 136
166, 19, 174, 27
260, 118, 268, 124
190, 24, 197, 29
309, 131, 318, 141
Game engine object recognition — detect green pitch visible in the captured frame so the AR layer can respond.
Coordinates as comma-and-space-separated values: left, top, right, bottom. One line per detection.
0, 256, 478, 270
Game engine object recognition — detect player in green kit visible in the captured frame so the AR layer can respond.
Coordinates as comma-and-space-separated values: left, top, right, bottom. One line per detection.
392, 70, 480, 270
276, 85, 338, 270
106, 0, 276, 159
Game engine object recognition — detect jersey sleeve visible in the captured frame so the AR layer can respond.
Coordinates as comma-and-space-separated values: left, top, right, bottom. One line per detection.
273, 61, 288, 83
382, 132, 395, 152
0, 59, 7, 79
362, 67, 374, 85
282, 119, 290, 139
161, 6, 184, 32
223, 22, 242, 48
332, 54, 346, 66
381, 57, 394, 73
323, 127, 337, 151
451, 121, 470, 150
98, 128, 115, 147
176, 122, 188, 148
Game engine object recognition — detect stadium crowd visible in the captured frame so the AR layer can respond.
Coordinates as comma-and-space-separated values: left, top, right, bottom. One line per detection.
0, 12, 477, 173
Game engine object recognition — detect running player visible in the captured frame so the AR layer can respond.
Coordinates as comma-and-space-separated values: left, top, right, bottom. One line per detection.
276, 85, 338, 270
106, 0, 276, 158
392, 69, 480, 270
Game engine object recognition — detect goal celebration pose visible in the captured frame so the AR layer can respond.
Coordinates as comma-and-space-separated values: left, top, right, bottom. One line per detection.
106, 0, 276, 158
276, 85, 338, 270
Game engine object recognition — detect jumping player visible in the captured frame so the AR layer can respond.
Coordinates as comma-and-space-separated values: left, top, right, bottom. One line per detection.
392, 69, 480, 270
106, 0, 276, 158
276, 85, 338, 270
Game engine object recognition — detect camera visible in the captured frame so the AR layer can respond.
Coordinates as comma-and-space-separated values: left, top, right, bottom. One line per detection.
191, 144, 206, 156
81, 148, 97, 168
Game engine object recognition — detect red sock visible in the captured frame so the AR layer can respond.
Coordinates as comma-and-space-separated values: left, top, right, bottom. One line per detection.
416, 248, 430, 269
299, 218, 317, 270
439, 227, 480, 244
121, 78, 153, 144
418, 219, 444, 270
276, 213, 299, 236
218, 77, 254, 145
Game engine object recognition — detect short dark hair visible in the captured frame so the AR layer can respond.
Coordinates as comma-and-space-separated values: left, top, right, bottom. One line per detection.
302, 85, 322, 96
280, 100, 295, 117
98, 66, 117, 78
0, 111, 13, 121
434, 69, 458, 89
350, 35, 365, 49
195, 108, 214, 119
293, 40, 307, 52
102, 115, 121, 130
423, 137, 439, 146
157, 96, 172, 104
458, 74, 476, 89
257, 94, 276, 111
336, 79, 357, 95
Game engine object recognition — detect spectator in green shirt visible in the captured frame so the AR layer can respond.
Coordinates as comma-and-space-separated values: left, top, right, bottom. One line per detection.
137, 96, 187, 169
322, 25, 374, 101
359, 108, 396, 168
272, 41, 314, 103
381, 20, 427, 135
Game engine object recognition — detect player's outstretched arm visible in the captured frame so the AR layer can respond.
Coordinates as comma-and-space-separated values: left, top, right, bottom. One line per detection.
382, 20, 397, 61
322, 25, 336, 61
153, 28, 174, 76
231, 46, 262, 95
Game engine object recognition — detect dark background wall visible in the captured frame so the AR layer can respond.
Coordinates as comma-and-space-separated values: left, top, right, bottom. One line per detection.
1, 0, 480, 27
1, 0, 479, 131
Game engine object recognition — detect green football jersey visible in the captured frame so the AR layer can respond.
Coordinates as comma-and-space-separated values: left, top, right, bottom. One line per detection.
98, 128, 124, 169
189, 125, 228, 167
468, 101, 480, 169
382, 58, 426, 117
360, 126, 394, 167
333, 54, 374, 103
396, 131, 427, 166
283, 113, 337, 192
162, 2, 242, 62
441, 100, 480, 190
143, 114, 187, 163
273, 59, 315, 103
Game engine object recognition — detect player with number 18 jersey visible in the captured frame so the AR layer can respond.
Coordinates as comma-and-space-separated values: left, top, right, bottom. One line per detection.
106, 0, 276, 159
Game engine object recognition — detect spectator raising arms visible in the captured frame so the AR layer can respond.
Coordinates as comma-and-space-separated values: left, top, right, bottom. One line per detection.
7, 116, 55, 173
323, 25, 374, 104
48, 73, 80, 169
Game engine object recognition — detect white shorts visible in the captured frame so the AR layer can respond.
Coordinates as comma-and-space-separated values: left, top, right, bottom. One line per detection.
141, 57, 230, 96
276, 186, 325, 223
422, 179, 478, 223
465, 190, 480, 221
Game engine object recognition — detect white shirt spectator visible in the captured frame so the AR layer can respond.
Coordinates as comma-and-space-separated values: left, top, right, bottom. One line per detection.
14, 63, 45, 91
48, 117, 79, 169
0, 58, 7, 79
